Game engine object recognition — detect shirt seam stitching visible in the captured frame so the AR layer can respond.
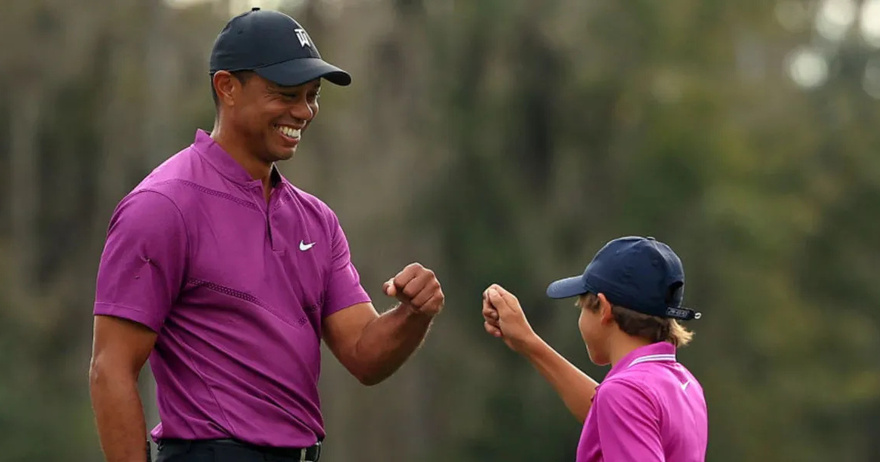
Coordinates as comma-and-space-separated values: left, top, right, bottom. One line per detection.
128, 189, 192, 281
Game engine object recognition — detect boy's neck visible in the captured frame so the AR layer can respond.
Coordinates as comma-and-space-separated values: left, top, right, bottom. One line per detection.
608, 332, 653, 368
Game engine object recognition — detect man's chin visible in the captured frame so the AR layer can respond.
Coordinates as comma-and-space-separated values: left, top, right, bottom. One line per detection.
272, 148, 296, 162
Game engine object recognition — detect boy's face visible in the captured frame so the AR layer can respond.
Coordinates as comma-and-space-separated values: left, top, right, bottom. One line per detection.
578, 295, 613, 366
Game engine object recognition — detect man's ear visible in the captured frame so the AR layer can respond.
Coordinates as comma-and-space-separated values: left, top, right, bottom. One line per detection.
213, 71, 238, 108
596, 293, 615, 325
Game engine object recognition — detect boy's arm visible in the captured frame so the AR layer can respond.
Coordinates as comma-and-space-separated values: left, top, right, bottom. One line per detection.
483, 284, 599, 422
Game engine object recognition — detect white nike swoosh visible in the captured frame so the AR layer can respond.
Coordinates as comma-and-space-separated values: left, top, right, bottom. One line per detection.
680, 380, 691, 392
299, 240, 316, 251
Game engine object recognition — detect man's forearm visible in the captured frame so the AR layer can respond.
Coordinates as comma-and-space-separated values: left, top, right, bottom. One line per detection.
520, 337, 599, 423
352, 303, 433, 385
90, 367, 149, 462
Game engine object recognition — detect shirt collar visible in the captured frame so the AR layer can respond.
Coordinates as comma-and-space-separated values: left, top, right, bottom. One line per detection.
605, 341, 677, 380
191, 129, 286, 188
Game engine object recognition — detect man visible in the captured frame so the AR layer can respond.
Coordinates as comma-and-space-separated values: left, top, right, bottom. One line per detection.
89, 8, 444, 462
482, 236, 707, 461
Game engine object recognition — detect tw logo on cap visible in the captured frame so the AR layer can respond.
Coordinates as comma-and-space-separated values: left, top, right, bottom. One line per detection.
294, 28, 311, 48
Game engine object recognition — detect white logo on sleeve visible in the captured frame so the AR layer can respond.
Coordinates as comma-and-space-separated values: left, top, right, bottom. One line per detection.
299, 240, 316, 251
680, 380, 691, 392
294, 28, 311, 48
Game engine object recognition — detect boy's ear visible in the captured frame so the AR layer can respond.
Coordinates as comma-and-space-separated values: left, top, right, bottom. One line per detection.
596, 293, 615, 325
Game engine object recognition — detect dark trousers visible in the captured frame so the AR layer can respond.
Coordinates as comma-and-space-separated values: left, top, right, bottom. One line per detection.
157, 439, 322, 462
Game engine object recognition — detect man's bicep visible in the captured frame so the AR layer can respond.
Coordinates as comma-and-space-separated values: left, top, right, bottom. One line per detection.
95, 191, 187, 331
322, 302, 379, 371
91, 315, 158, 376
595, 380, 664, 461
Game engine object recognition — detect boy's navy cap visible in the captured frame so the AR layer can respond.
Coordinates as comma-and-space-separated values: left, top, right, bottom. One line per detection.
210, 8, 351, 87
546, 236, 702, 321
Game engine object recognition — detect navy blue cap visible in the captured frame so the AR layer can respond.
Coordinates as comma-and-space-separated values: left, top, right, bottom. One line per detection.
546, 236, 701, 321
210, 8, 351, 87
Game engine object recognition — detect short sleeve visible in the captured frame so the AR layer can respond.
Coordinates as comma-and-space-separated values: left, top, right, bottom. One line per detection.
594, 379, 664, 461
94, 190, 188, 332
322, 210, 370, 317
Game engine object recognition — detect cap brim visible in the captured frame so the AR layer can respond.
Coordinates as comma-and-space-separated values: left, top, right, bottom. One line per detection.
255, 57, 351, 87
546, 276, 588, 299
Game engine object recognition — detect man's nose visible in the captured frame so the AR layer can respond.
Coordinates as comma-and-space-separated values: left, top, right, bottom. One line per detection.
290, 100, 314, 123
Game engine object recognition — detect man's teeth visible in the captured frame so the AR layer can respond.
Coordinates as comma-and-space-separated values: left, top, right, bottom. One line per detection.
278, 126, 300, 139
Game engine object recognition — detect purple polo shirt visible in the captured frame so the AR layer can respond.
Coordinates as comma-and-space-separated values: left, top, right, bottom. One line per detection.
577, 342, 708, 462
94, 130, 371, 447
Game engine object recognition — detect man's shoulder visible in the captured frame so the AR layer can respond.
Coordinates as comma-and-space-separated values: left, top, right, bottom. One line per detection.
129, 145, 209, 201
283, 182, 338, 218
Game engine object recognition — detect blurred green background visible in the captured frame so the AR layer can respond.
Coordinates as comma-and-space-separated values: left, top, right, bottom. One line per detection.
1, 0, 879, 460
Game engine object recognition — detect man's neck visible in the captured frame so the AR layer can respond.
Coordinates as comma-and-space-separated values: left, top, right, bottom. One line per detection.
607, 332, 653, 368
210, 122, 273, 187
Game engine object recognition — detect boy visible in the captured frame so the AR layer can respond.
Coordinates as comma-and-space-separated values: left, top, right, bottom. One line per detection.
482, 236, 707, 461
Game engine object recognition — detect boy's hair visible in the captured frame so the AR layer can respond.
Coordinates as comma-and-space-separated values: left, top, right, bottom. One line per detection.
578, 293, 693, 347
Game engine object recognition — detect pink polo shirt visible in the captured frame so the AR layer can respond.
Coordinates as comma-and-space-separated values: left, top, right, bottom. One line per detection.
577, 342, 708, 462
94, 130, 371, 447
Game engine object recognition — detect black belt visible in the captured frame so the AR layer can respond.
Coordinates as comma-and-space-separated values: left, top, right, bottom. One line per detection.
159, 438, 322, 461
